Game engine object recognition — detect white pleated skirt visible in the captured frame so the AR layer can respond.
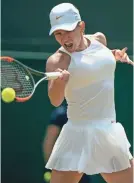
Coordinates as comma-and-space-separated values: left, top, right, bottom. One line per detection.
45, 119, 132, 175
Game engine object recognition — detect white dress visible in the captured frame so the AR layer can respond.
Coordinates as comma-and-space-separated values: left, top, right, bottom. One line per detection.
45, 35, 132, 175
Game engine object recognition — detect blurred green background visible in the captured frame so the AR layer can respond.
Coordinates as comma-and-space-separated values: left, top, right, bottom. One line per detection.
1, 0, 133, 183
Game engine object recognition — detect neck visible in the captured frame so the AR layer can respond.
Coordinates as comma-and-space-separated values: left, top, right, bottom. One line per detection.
76, 36, 90, 52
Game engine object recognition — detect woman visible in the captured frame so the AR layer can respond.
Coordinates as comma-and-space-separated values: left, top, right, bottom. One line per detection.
46, 3, 133, 183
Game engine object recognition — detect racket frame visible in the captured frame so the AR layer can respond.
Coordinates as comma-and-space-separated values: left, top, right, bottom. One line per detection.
1, 56, 60, 102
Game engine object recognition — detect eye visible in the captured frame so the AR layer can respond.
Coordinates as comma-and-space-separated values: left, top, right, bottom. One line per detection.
54, 32, 61, 36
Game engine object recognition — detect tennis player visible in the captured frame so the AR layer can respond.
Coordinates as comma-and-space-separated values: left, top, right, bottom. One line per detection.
43, 104, 92, 183
45, 3, 133, 183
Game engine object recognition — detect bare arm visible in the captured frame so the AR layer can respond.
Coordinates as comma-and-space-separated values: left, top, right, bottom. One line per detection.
46, 52, 70, 107
93, 32, 131, 64
43, 125, 61, 162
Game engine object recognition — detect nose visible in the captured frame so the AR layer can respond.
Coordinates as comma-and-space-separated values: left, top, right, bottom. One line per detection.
62, 31, 71, 42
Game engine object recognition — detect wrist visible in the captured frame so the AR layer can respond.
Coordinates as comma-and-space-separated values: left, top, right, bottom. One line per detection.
111, 49, 118, 61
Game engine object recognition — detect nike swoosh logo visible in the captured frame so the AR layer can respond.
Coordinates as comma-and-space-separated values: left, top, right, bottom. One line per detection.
56, 15, 63, 20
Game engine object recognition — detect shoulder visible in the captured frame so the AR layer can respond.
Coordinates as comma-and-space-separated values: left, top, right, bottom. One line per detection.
86, 32, 107, 46
94, 32, 107, 46
46, 51, 71, 72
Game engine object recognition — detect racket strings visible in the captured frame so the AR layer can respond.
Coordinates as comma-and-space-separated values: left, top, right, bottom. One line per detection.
1, 66, 23, 91
1, 60, 34, 97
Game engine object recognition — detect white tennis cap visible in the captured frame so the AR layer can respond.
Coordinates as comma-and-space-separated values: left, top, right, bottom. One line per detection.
49, 3, 81, 35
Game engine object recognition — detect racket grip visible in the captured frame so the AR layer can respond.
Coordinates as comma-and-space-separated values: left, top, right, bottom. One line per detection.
45, 72, 61, 80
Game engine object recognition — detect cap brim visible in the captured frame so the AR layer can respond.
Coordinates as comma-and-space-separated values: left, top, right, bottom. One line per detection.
49, 21, 79, 35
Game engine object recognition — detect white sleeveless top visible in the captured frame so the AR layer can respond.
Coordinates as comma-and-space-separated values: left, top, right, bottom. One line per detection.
59, 35, 116, 122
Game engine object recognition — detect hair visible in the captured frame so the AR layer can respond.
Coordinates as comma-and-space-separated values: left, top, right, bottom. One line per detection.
77, 21, 85, 34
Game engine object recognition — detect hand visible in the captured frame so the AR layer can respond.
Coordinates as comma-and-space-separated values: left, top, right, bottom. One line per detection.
113, 47, 133, 65
55, 68, 70, 84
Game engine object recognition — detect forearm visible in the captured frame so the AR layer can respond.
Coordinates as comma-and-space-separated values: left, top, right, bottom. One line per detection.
44, 140, 55, 162
48, 80, 66, 107
43, 125, 60, 162
111, 49, 118, 61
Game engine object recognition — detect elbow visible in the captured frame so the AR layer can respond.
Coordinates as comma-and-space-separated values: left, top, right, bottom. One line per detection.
48, 88, 64, 107
49, 97, 63, 107
51, 102, 61, 107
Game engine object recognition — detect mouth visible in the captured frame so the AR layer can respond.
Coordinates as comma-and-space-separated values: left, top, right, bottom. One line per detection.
64, 43, 73, 50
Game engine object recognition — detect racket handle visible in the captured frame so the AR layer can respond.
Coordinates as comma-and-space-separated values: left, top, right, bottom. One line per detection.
45, 72, 61, 80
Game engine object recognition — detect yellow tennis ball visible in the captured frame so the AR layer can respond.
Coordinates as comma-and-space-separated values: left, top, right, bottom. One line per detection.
1, 88, 16, 103
43, 172, 51, 182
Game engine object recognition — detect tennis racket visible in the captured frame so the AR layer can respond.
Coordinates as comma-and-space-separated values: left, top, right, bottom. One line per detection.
1, 56, 61, 102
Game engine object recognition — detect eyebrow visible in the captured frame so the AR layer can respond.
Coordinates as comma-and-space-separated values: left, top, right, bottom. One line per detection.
54, 31, 61, 35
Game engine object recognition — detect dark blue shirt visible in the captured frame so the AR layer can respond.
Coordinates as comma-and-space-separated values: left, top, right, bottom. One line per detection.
49, 105, 68, 128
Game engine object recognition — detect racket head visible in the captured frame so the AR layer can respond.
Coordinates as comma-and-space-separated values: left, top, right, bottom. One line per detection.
1, 56, 35, 102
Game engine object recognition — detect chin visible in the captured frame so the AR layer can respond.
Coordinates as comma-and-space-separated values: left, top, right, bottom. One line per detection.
67, 47, 76, 53
68, 49, 74, 53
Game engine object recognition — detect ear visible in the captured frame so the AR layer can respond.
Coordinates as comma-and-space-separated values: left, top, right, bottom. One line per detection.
79, 21, 85, 33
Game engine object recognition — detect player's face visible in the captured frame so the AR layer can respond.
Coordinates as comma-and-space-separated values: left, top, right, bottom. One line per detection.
54, 22, 85, 53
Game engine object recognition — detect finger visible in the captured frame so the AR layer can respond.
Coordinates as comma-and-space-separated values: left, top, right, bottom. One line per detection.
118, 47, 128, 59
54, 69, 64, 79
56, 68, 63, 72
63, 69, 67, 72
115, 50, 123, 59
58, 72, 64, 79
121, 53, 128, 62
121, 47, 128, 54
